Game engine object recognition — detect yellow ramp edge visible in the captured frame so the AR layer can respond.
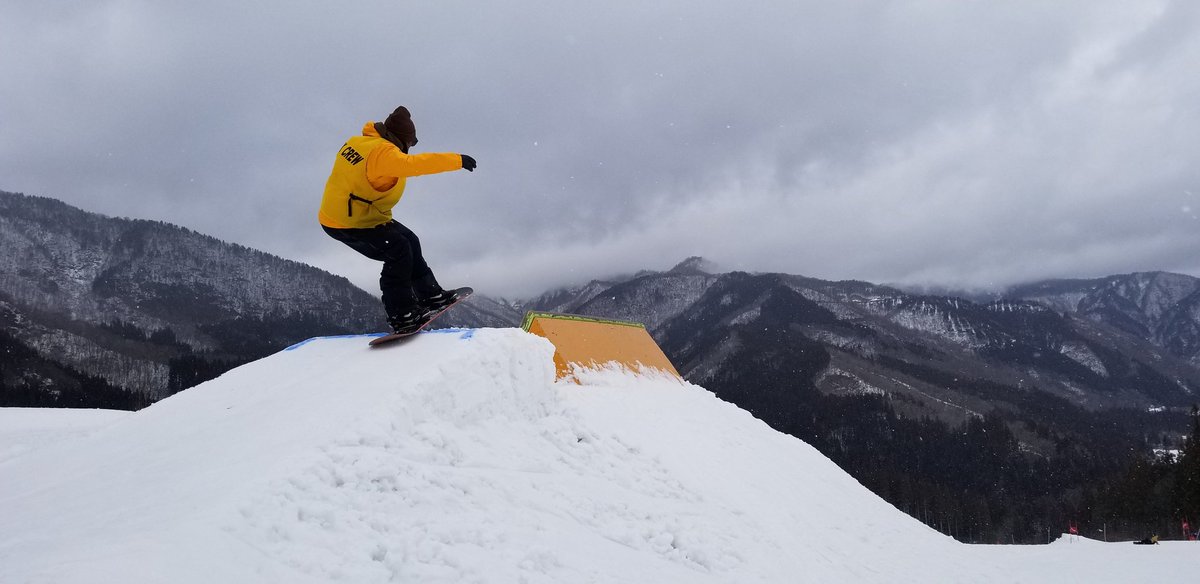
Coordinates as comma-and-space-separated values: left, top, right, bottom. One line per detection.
521, 312, 681, 381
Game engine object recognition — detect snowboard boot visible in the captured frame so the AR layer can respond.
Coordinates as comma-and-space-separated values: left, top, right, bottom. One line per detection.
387, 310, 429, 335
418, 288, 464, 319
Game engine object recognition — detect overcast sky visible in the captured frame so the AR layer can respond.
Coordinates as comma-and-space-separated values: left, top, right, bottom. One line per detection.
3, 1, 1199, 298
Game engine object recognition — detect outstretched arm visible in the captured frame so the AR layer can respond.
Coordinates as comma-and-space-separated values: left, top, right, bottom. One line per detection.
369, 146, 469, 179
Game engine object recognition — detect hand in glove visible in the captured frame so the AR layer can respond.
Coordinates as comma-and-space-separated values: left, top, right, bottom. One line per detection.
461, 155, 477, 172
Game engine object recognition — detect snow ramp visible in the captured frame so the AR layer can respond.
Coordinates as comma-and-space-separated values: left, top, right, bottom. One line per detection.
0, 328, 1192, 583
521, 311, 681, 380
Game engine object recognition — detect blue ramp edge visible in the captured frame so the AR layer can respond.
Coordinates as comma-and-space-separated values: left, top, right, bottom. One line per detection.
284, 328, 476, 352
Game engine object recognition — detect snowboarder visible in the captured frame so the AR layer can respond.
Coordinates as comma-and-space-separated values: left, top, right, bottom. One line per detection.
319, 106, 477, 334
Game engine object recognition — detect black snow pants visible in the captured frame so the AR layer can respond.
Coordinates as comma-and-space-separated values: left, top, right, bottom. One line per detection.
322, 220, 442, 320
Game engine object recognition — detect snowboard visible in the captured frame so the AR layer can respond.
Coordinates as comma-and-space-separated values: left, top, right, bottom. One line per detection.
369, 287, 473, 347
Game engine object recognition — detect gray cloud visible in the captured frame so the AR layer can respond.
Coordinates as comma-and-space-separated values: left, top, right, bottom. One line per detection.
3, 0, 1198, 298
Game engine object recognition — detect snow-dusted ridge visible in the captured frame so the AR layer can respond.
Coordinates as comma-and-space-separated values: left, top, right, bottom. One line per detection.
0, 328, 1192, 583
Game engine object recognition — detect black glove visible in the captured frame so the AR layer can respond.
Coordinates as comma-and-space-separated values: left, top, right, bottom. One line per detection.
461, 154, 477, 172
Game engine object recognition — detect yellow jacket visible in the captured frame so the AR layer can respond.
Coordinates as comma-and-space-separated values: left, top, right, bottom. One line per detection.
319, 123, 464, 229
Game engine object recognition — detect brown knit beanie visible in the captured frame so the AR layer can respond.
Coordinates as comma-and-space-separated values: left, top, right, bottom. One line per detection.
383, 106, 418, 147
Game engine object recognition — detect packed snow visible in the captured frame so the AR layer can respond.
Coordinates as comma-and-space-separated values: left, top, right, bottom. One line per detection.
0, 407, 129, 465
0, 328, 1193, 583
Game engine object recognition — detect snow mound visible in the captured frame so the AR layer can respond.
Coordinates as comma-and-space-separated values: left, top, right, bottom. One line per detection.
0, 407, 129, 464
0, 328, 1194, 583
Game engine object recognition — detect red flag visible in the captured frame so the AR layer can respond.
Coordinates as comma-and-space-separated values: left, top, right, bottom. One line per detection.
1069, 522, 1078, 535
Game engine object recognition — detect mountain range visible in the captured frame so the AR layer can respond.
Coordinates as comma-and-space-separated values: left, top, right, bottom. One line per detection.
531, 259, 1200, 406
0, 191, 386, 406
5, 190, 1199, 420
4, 190, 1199, 541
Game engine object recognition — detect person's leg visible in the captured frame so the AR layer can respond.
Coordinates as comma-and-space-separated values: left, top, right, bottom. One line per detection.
322, 223, 421, 323
381, 222, 467, 316
381, 220, 444, 300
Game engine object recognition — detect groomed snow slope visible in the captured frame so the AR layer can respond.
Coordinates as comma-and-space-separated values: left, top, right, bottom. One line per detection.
0, 328, 1192, 583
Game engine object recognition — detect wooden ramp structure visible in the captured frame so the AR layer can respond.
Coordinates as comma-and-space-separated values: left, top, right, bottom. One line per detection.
521, 312, 681, 381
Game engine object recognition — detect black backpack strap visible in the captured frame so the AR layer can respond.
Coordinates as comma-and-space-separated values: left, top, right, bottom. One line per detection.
347, 192, 378, 217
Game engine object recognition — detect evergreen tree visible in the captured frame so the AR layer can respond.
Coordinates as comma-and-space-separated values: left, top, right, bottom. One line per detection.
1176, 405, 1200, 521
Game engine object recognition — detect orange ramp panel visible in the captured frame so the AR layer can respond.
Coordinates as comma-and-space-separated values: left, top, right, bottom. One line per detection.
521, 312, 681, 380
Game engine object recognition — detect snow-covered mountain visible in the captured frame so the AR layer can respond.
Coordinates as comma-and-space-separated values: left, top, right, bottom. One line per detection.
0, 191, 526, 407
0, 329, 1192, 583
0, 191, 390, 404
1007, 272, 1200, 365
526, 261, 1200, 415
